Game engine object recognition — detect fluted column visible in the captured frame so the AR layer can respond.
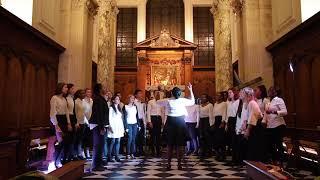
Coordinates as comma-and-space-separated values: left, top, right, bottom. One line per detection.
97, 0, 118, 91
211, 0, 233, 92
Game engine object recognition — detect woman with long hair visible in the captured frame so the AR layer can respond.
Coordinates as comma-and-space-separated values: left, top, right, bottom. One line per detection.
107, 95, 125, 162
156, 83, 194, 170
50, 82, 72, 167
123, 95, 139, 159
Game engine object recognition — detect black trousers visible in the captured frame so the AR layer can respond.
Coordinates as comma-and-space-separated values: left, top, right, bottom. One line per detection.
199, 117, 211, 157
69, 114, 77, 158
247, 125, 265, 161
212, 116, 226, 159
92, 127, 105, 169
232, 134, 247, 164
150, 115, 162, 156
227, 117, 237, 150
267, 125, 286, 162
55, 115, 72, 163
136, 119, 145, 155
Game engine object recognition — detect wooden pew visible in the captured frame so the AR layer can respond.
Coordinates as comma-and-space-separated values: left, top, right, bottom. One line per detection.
49, 160, 86, 180
244, 161, 292, 180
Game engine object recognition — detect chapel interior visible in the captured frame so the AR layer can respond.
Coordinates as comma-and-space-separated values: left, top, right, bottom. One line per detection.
0, 0, 319, 179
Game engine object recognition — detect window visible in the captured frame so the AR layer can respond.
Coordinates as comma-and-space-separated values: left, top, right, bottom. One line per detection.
1, 0, 33, 25
193, 7, 214, 66
146, 0, 184, 38
116, 8, 137, 66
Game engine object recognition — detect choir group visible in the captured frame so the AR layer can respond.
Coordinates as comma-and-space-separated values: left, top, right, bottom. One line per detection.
49, 82, 288, 172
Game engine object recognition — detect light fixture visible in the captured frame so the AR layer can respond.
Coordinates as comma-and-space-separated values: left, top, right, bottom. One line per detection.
289, 61, 294, 72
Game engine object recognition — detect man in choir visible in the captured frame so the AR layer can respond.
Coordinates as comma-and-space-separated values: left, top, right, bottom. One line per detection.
147, 91, 163, 157
243, 87, 263, 161
212, 92, 228, 161
199, 94, 214, 159
264, 86, 287, 165
90, 83, 109, 171
226, 88, 240, 163
134, 89, 147, 156
50, 82, 72, 168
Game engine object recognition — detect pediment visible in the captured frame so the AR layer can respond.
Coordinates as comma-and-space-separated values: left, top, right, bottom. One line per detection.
135, 29, 197, 50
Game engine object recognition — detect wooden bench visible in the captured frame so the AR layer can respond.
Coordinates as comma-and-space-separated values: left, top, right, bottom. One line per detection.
244, 161, 292, 180
49, 160, 85, 180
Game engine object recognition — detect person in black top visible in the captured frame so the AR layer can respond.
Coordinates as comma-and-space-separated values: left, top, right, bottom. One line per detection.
90, 83, 110, 171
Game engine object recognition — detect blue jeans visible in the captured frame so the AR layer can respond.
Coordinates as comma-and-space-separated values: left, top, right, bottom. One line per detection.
103, 134, 109, 158
92, 127, 105, 169
127, 124, 138, 155
109, 138, 121, 159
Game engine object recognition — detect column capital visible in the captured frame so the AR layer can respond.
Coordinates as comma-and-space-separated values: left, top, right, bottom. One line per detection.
230, 0, 245, 17
210, 0, 244, 16
97, 0, 118, 19
86, 0, 99, 17
71, 0, 87, 10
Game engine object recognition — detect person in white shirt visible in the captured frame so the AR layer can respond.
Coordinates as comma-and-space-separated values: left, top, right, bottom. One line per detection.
156, 83, 194, 170
243, 87, 263, 161
264, 86, 287, 164
147, 91, 163, 157
233, 89, 248, 165
254, 85, 270, 162
185, 103, 199, 156
107, 95, 125, 162
226, 88, 240, 163
49, 82, 71, 167
212, 93, 227, 161
134, 89, 147, 156
74, 89, 86, 160
198, 94, 214, 158
123, 95, 139, 159
83, 88, 93, 159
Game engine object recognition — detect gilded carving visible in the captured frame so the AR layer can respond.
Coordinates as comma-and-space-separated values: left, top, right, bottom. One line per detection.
150, 29, 180, 48
86, 0, 98, 17
72, 0, 87, 9
230, 0, 244, 16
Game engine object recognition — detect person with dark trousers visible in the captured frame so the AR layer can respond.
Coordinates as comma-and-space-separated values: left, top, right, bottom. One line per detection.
199, 94, 214, 159
147, 91, 163, 157
156, 83, 195, 170
123, 95, 140, 159
212, 92, 227, 161
74, 89, 86, 160
226, 88, 240, 163
134, 89, 146, 156
83, 88, 93, 159
243, 87, 263, 161
50, 82, 72, 167
89, 83, 109, 171
234, 89, 248, 166
264, 87, 287, 165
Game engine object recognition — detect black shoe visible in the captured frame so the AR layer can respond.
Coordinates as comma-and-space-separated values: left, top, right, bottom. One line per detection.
102, 160, 108, 166
178, 164, 183, 170
78, 156, 85, 160
115, 157, 121, 162
92, 166, 105, 171
166, 164, 171, 170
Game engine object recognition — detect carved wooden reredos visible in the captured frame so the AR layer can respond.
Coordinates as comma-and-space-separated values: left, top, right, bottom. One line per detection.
135, 29, 197, 93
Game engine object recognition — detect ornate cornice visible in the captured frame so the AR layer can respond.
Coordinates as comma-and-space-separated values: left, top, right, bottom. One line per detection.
86, 0, 99, 17
230, 0, 244, 17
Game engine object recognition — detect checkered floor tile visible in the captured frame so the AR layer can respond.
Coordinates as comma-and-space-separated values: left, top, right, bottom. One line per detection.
83, 155, 248, 179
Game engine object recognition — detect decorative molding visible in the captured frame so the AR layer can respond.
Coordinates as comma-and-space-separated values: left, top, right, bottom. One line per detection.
72, 0, 87, 9
150, 29, 180, 48
86, 0, 98, 16
230, 0, 244, 16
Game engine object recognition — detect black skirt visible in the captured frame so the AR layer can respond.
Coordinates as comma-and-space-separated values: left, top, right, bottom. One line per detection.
163, 116, 190, 146
56, 114, 68, 133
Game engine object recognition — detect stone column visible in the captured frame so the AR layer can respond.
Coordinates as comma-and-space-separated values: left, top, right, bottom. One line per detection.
211, 0, 233, 92
183, 0, 193, 42
137, 0, 147, 42
97, 0, 118, 91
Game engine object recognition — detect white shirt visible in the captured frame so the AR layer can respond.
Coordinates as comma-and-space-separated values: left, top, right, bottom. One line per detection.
66, 95, 75, 115
263, 97, 287, 128
157, 96, 195, 117
75, 98, 86, 124
50, 95, 70, 125
200, 103, 215, 126
247, 100, 263, 126
83, 97, 93, 124
236, 102, 248, 135
213, 102, 227, 123
108, 107, 125, 138
256, 98, 270, 116
135, 99, 146, 124
147, 99, 163, 122
125, 105, 138, 125
185, 105, 200, 123
226, 99, 240, 121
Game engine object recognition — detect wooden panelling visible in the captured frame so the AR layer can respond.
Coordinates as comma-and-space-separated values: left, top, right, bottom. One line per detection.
192, 70, 215, 99
0, 6, 64, 176
114, 72, 137, 104
267, 11, 320, 129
